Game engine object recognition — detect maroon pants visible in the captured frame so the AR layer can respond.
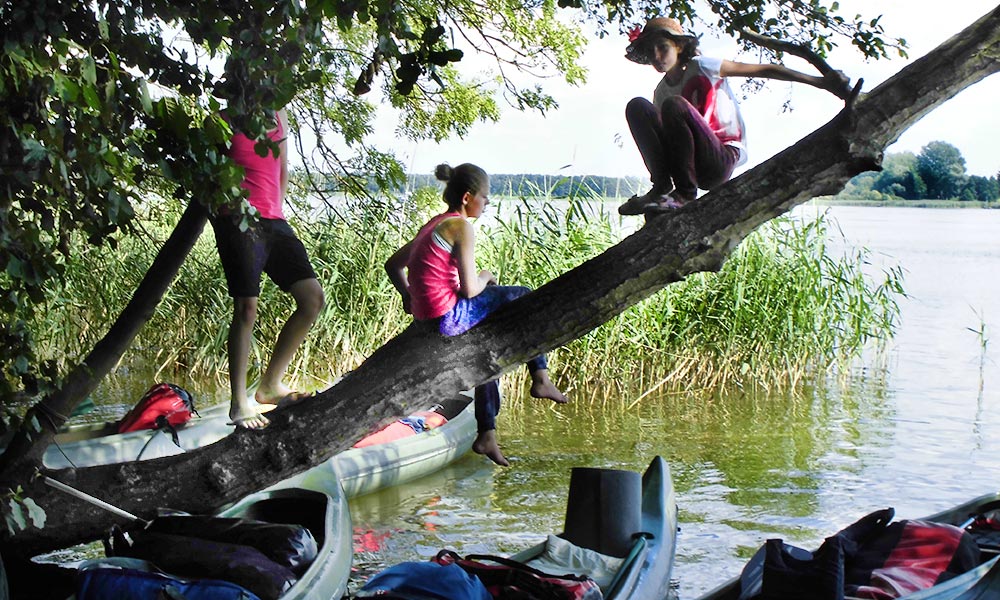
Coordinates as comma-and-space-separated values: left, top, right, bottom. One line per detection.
626, 96, 739, 199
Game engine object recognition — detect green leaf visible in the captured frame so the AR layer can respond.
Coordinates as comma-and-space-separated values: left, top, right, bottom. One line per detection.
140, 80, 153, 113
82, 56, 97, 85
23, 498, 46, 528
5, 257, 22, 278
57, 76, 80, 102
6, 500, 26, 531
82, 85, 101, 109
4, 515, 17, 536
22, 139, 48, 163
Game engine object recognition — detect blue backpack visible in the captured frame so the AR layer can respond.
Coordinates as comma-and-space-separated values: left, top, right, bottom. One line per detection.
76, 557, 260, 600
356, 560, 491, 600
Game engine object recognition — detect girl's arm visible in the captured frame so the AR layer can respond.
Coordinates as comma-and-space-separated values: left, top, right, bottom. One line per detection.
449, 219, 495, 298
385, 240, 414, 313
720, 60, 851, 99
277, 108, 289, 200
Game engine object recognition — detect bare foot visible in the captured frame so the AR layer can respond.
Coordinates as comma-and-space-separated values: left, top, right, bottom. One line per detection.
228, 411, 269, 430
472, 430, 510, 467
530, 370, 568, 404
255, 384, 314, 407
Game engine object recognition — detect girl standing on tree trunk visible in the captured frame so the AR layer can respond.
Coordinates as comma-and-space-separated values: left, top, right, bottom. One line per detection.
617, 17, 852, 215
385, 163, 568, 467
213, 108, 325, 430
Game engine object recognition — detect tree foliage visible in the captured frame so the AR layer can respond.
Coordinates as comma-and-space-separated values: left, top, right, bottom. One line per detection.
837, 141, 999, 202
917, 140, 968, 200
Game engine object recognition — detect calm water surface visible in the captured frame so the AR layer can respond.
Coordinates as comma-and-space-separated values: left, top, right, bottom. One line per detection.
344, 205, 1000, 598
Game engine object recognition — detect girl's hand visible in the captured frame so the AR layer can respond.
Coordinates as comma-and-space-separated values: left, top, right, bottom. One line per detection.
480, 270, 497, 286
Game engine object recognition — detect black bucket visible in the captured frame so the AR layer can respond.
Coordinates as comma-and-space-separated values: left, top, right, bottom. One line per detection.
562, 467, 642, 557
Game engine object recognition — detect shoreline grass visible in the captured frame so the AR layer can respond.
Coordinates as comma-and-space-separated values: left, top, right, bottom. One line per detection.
25, 191, 904, 407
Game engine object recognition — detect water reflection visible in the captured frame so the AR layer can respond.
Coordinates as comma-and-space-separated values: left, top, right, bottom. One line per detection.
343, 369, 895, 596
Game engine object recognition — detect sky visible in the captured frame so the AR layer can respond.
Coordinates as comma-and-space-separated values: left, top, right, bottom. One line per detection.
366, 1, 1000, 180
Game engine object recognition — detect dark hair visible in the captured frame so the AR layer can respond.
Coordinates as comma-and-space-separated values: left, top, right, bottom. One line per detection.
677, 36, 700, 63
652, 32, 699, 64
435, 163, 489, 210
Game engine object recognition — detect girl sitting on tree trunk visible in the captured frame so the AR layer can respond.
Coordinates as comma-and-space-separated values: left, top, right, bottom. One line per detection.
617, 17, 851, 215
385, 163, 568, 467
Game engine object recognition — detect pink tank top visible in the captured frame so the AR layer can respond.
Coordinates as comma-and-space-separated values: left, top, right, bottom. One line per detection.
228, 114, 285, 220
408, 212, 462, 320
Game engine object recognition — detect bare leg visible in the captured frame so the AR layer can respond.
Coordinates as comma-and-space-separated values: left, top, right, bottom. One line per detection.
228, 297, 269, 429
256, 278, 325, 405
529, 369, 568, 404
472, 430, 510, 467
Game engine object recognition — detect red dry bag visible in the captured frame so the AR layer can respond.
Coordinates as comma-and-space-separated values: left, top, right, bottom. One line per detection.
117, 383, 197, 434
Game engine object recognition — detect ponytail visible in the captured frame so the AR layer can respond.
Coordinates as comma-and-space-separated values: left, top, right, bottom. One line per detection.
436, 163, 488, 210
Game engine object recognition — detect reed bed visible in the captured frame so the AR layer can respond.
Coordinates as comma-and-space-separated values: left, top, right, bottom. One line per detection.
28, 188, 903, 401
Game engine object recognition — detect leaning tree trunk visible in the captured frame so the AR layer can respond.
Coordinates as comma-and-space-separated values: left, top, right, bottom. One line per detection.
0, 202, 208, 483
3, 5, 998, 563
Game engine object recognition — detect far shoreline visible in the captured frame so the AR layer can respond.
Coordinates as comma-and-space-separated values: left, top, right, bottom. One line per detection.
810, 197, 1000, 209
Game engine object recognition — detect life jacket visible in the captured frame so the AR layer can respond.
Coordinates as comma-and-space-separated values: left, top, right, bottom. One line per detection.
352, 410, 449, 448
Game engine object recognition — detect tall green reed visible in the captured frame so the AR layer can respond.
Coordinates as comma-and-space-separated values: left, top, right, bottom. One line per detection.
478, 182, 903, 395
29, 180, 903, 402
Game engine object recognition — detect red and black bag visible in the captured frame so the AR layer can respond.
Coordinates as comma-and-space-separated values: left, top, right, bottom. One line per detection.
433, 550, 603, 600
117, 383, 198, 435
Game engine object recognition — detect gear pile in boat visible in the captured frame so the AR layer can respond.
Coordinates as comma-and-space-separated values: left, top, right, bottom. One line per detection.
76, 511, 317, 600
737, 507, 988, 600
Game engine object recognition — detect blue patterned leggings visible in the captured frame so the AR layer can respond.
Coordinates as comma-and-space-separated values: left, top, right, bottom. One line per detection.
439, 285, 548, 432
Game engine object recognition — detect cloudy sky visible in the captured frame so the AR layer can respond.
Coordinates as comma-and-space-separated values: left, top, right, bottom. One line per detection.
369, 1, 999, 180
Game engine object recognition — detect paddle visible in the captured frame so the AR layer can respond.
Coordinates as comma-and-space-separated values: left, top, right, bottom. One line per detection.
43, 476, 149, 526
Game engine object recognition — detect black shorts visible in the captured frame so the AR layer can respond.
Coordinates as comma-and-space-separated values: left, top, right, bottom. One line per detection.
211, 216, 317, 297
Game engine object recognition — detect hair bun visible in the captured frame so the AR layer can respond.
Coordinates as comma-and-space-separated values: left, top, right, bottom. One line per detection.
434, 163, 453, 182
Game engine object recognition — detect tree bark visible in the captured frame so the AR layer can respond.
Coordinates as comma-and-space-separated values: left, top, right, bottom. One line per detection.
3, 5, 999, 562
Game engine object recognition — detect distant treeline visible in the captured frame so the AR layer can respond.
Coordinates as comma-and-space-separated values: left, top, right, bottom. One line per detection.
305, 139, 997, 203
835, 140, 999, 202
406, 173, 647, 199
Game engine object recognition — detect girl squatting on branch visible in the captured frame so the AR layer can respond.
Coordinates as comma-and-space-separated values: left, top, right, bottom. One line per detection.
385, 163, 568, 467
617, 17, 852, 216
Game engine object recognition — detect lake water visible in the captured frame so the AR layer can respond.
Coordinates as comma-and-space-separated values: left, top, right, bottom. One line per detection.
344, 205, 1000, 598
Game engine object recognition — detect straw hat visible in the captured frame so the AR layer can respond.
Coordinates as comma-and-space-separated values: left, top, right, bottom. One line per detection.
624, 17, 697, 65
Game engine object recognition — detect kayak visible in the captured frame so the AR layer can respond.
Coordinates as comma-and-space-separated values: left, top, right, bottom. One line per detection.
694, 492, 1000, 600
358, 456, 678, 600
280, 395, 476, 499
76, 485, 352, 600
218, 486, 352, 600
44, 393, 476, 500
45, 401, 234, 468
510, 456, 677, 600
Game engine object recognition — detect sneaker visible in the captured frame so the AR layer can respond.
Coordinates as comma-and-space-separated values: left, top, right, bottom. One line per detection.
644, 193, 692, 213
618, 190, 669, 215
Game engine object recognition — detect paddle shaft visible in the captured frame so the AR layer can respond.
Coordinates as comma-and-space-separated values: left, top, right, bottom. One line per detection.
43, 476, 147, 525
